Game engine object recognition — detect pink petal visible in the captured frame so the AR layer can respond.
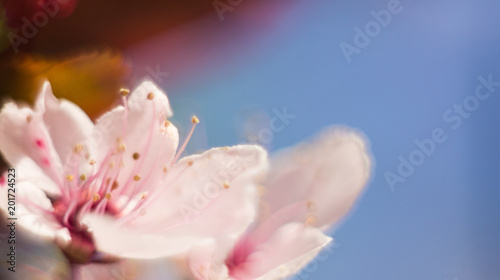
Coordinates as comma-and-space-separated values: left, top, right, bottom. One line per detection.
35, 81, 95, 165
85, 145, 268, 259
263, 127, 372, 233
0, 179, 63, 239
91, 81, 179, 197
229, 223, 332, 280
0, 102, 63, 185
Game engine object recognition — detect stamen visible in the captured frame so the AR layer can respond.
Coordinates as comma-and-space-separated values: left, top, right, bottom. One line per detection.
134, 175, 141, 181
120, 88, 130, 97
89, 159, 96, 165
223, 181, 230, 189
92, 193, 101, 202
132, 153, 140, 160
66, 175, 74, 182
105, 193, 112, 200
171, 116, 200, 166
111, 181, 119, 190
74, 144, 84, 153
147, 92, 155, 100
187, 160, 194, 167
79, 174, 86, 181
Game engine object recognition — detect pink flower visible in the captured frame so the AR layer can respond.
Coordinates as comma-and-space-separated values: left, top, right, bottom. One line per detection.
0, 81, 268, 267
185, 128, 372, 280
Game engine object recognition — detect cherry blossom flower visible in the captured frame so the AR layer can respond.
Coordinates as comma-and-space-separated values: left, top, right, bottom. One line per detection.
184, 128, 372, 280
0, 80, 268, 277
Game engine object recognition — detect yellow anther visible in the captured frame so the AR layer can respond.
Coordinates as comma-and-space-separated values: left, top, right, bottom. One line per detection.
163, 120, 171, 127
66, 175, 74, 182
191, 115, 200, 124
117, 143, 126, 152
111, 181, 119, 190
134, 175, 141, 181
120, 88, 130, 97
187, 160, 194, 167
133, 152, 140, 160
74, 144, 84, 153
147, 92, 155, 100
92, 193, 101, 202
141, 193, 147, 199
79, 174, 86, 181
223, 181, 230, 189
105, 193, 112, 200
305, 214, 317, 226
109, 161, 115, 168
89, 159, 96, 165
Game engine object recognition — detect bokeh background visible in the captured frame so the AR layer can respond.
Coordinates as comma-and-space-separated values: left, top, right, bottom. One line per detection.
1, 0, 500, 279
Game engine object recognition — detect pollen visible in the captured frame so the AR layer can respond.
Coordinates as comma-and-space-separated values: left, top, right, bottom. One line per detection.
187, 160, 194, 166
66, 175, 74, 182
147, 92, 155, 100
191, 115, 200, 124
117, 143, 126, 152
120, 88, 130, 97
74, 144, 84, 153
223, 181, 230, 189
305, 214, 317, 226
79, 174, 86, 181
134, 175, 141, 181
132, 152, 140, 160
92, 193, 101, 202
105, 193, 112, 200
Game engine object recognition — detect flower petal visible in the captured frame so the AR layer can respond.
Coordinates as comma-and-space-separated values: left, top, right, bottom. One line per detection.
35, 81, 95, 166
0, 178, 63, 239
263, 127, 372, 232
0, 102, 63, 185
229, 223, 332, 280
84, 145, 268, 259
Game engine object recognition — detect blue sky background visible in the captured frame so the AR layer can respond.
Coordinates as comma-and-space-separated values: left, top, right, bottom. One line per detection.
128, 0, 500, 279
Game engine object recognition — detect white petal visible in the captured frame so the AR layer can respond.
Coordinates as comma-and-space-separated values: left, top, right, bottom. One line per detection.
230, 223, 332, 280
0, 102, 63, 184
85, 145, 268, 259
0, 179, 62, 240
263, 127, 372, 232
35, 81, 95, 167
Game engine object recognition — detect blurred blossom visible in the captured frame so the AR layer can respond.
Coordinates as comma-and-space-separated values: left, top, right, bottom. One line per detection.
1, 0, 78, 28
184, 128, 372, 279
0, 80, 267, 278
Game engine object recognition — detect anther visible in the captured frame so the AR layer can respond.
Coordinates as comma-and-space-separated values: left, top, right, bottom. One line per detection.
187, 160, 194, 167
147, 92, 155, 100
132, 152, 140, 160
74, 144, 84, 153
134, 175, 141, 181
163, 165, 168, 173
80, 174, 86, 181
89, 159, 96, 165
111, 181, 119, 190
66, 175, 74, 182
92, 193, 101, 202
223, 181, 230, 189
105, 193, 112, 200
305, 214, 317, 226
191, 115, 200, 124
26, 115, 32, 123
120, 88, 130, 97
109, 161, 115, 168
